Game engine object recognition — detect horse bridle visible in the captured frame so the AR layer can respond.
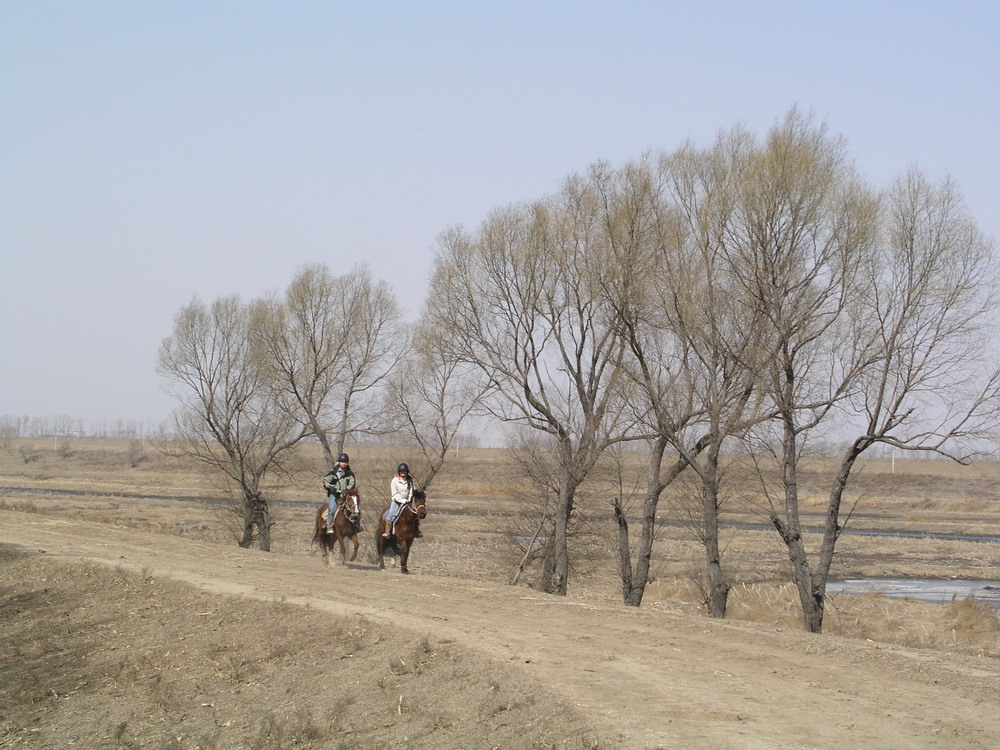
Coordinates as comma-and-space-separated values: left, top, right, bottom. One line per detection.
407, 496, 426, 517
337, 491, 359, 517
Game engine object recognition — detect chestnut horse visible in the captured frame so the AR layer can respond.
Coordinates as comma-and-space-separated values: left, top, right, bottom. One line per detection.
376, 489, 427, 574
313, 488, 361, 567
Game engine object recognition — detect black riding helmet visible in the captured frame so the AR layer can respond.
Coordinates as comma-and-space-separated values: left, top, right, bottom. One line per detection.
338, 453, 350, 463
397, 463, 409, 474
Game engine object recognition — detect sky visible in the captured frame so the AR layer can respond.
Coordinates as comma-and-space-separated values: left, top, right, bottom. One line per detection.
2, 1, 998, 431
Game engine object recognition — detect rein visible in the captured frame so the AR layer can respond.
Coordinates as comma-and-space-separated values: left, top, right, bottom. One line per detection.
333, 491, 359, 521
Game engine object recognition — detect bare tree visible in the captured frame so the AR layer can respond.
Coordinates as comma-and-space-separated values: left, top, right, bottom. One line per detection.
429, 176, 630, 595
326, 266, 407, 454
578, 159, 704, 607
726, 111, 1000, 632
126, 439, 146, 468
590, 150, 768, 614
383, 317, 492, 490
157, 296, 307, 551
643, 139, 777, 617
715, 111, 880, 631
0, 415, 25, 450
781, 167, 1000, 632
254, 264, 345, 469
255, 263, 406, 469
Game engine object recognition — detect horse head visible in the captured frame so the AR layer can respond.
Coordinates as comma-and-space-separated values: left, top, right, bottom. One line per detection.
341, 487, 360, 515
410, 489, 427, 519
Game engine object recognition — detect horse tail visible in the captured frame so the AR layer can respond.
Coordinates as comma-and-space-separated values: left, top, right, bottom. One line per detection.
312, 505, 328, 548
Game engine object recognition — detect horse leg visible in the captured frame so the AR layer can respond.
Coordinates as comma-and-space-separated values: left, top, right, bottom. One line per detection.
320, 533, 330, 567
399, 540, 410, 574
348, 533, 359, 562
376, 524, 386, 570
336, 533, 348, 566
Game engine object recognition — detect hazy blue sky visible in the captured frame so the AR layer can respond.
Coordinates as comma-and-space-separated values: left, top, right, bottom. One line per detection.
2, 1, 997, 430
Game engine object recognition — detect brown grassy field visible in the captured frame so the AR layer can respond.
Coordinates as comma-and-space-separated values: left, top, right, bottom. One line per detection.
3, 438, 1000, 748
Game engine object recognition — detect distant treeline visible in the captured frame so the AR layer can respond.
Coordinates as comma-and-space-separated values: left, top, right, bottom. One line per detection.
0, 415, 158, 440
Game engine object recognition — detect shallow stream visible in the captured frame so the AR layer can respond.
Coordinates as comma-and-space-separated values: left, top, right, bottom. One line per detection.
826, 578, 1000, 609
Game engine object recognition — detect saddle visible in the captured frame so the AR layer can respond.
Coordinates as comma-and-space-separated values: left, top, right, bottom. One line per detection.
380, 506, 422, 538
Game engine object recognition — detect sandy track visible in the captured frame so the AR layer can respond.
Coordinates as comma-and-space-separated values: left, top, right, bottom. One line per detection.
4, 509, 1000, 749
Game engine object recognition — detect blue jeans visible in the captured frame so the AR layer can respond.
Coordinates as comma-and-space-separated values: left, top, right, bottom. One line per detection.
386, 500, 405, 524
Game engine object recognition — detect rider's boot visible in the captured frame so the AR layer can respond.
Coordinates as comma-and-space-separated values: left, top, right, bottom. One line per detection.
382, 522, 392, 538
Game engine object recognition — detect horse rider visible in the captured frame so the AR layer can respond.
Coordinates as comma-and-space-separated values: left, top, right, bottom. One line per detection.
383, 462, 420, 538
323, 452, 359, 533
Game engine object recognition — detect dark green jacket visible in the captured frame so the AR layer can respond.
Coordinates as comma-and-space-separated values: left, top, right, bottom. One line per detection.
323, 466, 356, 496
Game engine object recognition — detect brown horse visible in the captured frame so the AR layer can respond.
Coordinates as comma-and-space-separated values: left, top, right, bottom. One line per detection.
376, 489, 427, 574
313, 488, 361, 567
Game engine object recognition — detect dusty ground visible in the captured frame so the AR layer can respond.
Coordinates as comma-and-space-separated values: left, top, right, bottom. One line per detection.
3, 441, 1000, 749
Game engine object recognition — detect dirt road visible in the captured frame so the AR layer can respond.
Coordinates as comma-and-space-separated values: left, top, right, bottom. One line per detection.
5, 509, 1000, 749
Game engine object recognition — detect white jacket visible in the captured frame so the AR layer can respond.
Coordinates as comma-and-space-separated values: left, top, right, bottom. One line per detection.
390, 474, 413, 504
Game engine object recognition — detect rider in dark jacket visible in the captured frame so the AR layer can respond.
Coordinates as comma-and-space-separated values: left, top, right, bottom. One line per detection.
323, 453, 358, 532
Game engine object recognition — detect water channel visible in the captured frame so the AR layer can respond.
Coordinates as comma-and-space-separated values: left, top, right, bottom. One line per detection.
826, 579, 1000, 610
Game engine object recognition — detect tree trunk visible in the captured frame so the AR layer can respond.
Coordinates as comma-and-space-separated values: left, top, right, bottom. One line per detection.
619, 438, 667, 607
772, 413, 824, 632
773, 372, 823, 631
619, 494, 661, 607
238, 517, 254, 548
550, 482, 573, 595
772, 516, 824, 633
705, 557, 729, 618
334, 398, 352, 459
613, 498, 636, 603
816, 440, 867, 585
702, 445, 729, 618
786, 439, 868, 633
314, 420, 335, 469
540, 538, 558, 593
257, 501, 273, 552
617, 437, 704, 608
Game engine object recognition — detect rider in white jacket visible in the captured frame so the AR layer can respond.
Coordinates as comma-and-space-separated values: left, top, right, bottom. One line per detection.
383, 463, 413, 537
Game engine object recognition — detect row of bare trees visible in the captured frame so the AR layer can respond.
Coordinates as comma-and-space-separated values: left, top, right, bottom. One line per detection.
159, 110, 998, 632
0, 414, 86, 440
425, 109, 1000, 631
157, 264, 489, 550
